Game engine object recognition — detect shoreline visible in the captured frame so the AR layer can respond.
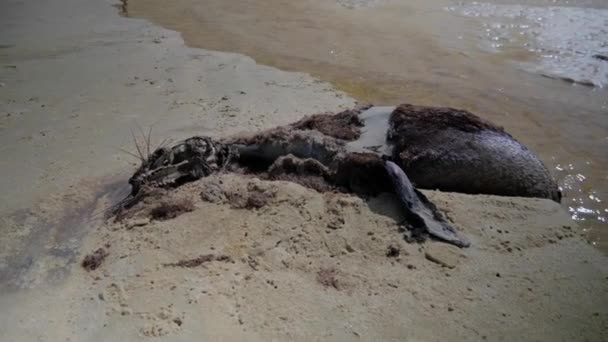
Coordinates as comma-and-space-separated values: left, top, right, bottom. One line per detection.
0, 0, 353, 216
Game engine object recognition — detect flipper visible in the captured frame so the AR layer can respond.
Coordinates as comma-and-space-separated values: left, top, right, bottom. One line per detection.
384, 160, 470, 248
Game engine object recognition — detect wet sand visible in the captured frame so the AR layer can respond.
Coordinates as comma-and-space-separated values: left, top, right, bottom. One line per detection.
0, 0, 353, 216
124, 0, 608, 248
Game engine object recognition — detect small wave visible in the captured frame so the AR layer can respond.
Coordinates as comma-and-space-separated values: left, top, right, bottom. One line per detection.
554, 162, 607, 224
447, 2, 608, 88
336, 0, 387, 9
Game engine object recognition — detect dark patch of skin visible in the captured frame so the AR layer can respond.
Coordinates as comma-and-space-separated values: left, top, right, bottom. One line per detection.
388, 104, 560, 202
291, 105, 371, 141
390, 103, 506, 136
260, 153, 391, 194
268, 155, 329, 178
232, 127, 343, 164
266, 154, 335, 192
333, 152, 393, 196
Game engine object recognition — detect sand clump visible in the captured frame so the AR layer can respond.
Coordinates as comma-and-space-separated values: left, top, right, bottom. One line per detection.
163, 254, 234, 268
198, 176, 278, 210
81, 248, 109, 271
316, 267, 341, 290
149, 198, 195, 221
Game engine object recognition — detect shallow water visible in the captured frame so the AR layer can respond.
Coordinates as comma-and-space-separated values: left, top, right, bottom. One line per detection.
448, 2, 608, 87
124, 0, 608, 250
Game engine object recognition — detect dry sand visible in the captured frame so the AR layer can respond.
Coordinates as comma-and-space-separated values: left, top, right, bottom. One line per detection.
0, 0, 607, 340
2, 174, 607, 340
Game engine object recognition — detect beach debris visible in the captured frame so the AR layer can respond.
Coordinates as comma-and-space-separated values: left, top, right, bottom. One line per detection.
592, 54, 608, 62
220, 181, 276, 210
386, 245, 401, 257
149, 198, 194, 221
199, 179, 226, 203
82, 248, 109, 271
163, 254, 233, 268
317, 267, 340, 290
246, 256, 259, 271
113, 0, 128, 16
245, 191, 273, 209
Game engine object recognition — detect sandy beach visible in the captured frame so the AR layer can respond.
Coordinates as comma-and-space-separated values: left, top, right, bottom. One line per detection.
125, 0, 608, 247
0, 0, 607, 340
